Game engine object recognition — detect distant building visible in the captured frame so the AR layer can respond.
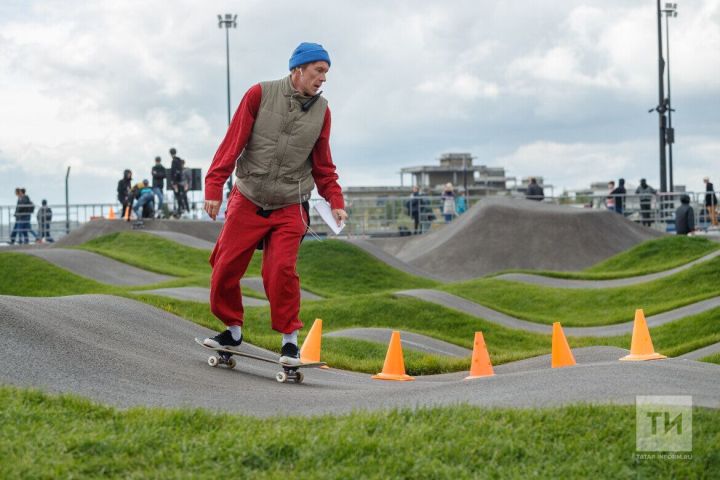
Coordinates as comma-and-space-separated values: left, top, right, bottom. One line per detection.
399, 153, 514, 196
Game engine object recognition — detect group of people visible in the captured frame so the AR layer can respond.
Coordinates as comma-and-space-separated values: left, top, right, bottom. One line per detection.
605, 178, 657, 226
405, 183, 467, 235
116, 148, 193, 220
604, 176, 718, 234
9, 188, 53, 244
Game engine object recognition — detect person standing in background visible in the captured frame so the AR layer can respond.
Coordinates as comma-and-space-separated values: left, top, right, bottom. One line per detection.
151, 156, 166, 218
635, 178, 657, 227
117, 169, 133, 221
704, 176, 718, 227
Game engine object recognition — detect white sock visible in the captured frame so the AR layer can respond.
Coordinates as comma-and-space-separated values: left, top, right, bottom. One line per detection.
228, 326, 242, 341
282, 330, 298, 347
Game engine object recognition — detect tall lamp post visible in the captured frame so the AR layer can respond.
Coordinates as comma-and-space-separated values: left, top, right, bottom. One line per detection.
652, 0, 668, 193
218, 13, 237, 196
662, 3, 678, 192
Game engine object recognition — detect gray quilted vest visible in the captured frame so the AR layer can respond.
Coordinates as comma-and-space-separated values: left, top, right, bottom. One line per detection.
234, 75, 328, 210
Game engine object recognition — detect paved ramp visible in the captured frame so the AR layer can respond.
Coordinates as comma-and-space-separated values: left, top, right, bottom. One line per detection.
495, 250, 720, 288
369, 197, 662, 281
137, 287, 269, 306
396, 289, 720, 337
143, 230, 216, 250
22, 249, 173, 286
325, 328, 472, 357
1, 295, 718, 415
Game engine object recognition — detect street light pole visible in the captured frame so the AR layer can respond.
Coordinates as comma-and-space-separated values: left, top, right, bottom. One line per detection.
218, 13, 237, 196
218, 13, 237, 125
654, 0, 668, 193
662, 3, 678, 192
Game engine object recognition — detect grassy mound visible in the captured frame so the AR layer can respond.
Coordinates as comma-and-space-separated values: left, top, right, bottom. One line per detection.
443, 256, 720, 326
77, 233, 437, 296
2, 387, 718, 479
495, 236, 720, 280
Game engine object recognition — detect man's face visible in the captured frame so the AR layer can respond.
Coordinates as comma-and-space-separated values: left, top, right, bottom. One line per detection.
298, 61, 329, 96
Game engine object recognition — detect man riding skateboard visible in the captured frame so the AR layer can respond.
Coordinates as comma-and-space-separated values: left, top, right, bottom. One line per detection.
202, 42, 347, 366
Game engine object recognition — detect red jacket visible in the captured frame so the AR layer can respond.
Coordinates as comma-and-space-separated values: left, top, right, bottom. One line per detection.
205, 83, 344, 210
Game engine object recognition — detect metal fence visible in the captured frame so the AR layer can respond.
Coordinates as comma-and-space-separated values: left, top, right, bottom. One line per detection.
1, 191, 717, 243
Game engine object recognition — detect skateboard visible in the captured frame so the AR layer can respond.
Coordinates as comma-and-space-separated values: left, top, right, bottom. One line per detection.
131, 220, 144, 230
194, 338, 326, 384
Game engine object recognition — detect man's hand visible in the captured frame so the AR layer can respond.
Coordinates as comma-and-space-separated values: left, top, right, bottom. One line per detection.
332, 208, 348, 227
204, 200, 221, 220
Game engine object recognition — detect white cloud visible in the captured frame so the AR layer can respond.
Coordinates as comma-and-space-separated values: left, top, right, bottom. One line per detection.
0, 0, 718, 204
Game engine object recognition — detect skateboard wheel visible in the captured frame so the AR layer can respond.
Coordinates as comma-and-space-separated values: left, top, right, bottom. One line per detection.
295, 371, 304, 384
276, 371, 287, 383
227, 357, 237, 369
208, 356, 219, 367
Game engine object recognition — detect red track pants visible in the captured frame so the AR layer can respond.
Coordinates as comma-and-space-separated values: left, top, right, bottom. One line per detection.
209, 189, 306, 334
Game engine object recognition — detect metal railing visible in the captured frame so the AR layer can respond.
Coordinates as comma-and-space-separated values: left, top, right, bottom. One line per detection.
1, 191, 717, 243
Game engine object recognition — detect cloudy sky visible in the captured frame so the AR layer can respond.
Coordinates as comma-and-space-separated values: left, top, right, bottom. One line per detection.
1, 0, 718, 205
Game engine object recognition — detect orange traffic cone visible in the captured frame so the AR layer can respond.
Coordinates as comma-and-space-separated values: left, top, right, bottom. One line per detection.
107, 208, 116, 220
552, 322, 576, 368
620, 309, 667, 361
465, 332, 495, 379
300, 318, 328, 368
372, 331, 414, 381
123, 207, 131, 221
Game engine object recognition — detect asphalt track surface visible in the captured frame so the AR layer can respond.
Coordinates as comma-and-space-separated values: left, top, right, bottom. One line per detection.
137, 287, 269, 307
143, 230, 216, 250
325, 328, 473, 357
2, 294, 718, 415
22, 249, 173, 286
395, 289, 720, 337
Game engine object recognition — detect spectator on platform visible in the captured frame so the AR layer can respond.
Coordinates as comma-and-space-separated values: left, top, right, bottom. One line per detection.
117, 169, 133, 221
610, 178, 627, 215
526, 177, 544, 201
605, 181, 616, 210
37, 199, 54, 243
151, 156, 166, 217
456, 190, 467, 215
635, 178, 657, 227
132, 179, 155, 219
704, 176, 718, 227
442, 183, 457, 223
405, 185, 423, 234
675, 195, 695, 235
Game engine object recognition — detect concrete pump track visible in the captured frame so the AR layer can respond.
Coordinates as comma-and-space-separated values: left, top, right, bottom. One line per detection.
1, 197, 719, 415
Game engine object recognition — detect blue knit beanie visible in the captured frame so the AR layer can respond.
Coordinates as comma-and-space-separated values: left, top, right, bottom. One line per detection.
288, 42, 331, 70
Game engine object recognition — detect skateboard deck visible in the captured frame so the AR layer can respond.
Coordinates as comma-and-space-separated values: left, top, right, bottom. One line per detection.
194, 337, 326, 383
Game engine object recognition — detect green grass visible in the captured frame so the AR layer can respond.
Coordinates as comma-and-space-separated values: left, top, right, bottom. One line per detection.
493, 236, 720, 280
296, 240, 438, 296
585, 236, 720, 275
76, 231, 262, 278
701, 352, 720, 365
0, 253, 114, 296
442, 256, 720, 326
2, 387, 718, 479
76, 233, 437, 297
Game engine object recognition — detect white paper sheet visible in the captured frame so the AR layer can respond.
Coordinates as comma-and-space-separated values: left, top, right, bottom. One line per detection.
313, 200, 345, 235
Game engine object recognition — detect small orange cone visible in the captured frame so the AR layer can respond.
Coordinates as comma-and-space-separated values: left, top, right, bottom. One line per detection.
123, 207, 131, 221
552, 322, 576, 368
465, 332, 495, 379
372, 331, 414, 381
300, 318, 328, 368
620, 309, 667, 361
107, 208, 116, 220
